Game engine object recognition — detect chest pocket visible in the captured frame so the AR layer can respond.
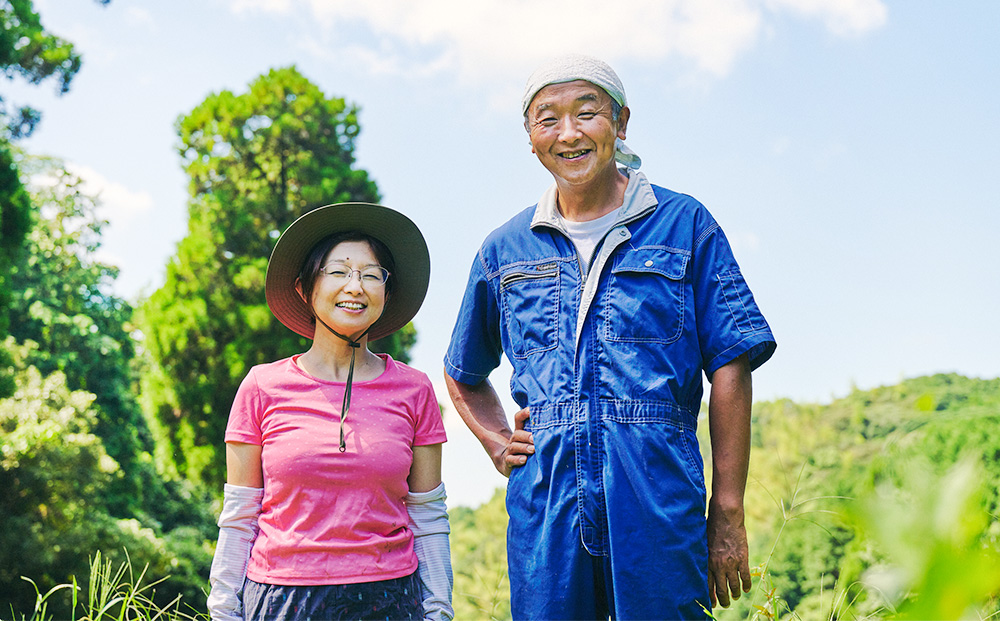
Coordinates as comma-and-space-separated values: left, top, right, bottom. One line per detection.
500, 262, 560, 359
603, 247, 689, 345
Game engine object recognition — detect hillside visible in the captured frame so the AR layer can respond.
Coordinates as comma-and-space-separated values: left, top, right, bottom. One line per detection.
450, 374, 1000, 620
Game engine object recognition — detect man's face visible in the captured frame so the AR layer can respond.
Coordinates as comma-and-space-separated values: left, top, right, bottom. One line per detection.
526, 80, 629, 189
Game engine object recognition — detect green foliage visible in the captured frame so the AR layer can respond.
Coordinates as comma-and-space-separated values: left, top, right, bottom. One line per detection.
852, 459, 1000, 620
708, 373, 1000, 621
450, 488, 511, 620
0, 342, 214, 619
370, 321, 417, 364
1, 0, 91, 138
5, 550, 206, 621
137, 66, 384, 486
8, 154, 153, 514
0, 144, 30, 355
0, 158, 216, 618
1, 0, 107, 350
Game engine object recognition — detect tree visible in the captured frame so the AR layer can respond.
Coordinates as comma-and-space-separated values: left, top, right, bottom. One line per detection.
0, 339, 214, 619
0, 0, 108, 390
6, 152, 218, 599
0, 146, 29, 362
450, 489, 512, 620
138, 66, 397, 485
707, 374, 1000, 620
7, 154, 157, 516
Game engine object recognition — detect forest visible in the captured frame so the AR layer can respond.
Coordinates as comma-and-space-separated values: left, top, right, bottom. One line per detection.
2, 1, 999, 619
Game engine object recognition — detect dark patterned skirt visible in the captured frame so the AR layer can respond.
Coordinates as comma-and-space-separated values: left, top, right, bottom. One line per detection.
242, 572, 422, 621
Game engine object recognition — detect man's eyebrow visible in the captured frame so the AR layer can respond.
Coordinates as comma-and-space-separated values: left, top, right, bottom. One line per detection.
533, 93, 602, 114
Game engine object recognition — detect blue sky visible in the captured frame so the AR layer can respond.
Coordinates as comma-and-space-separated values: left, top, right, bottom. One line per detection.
10, 0, 999, 506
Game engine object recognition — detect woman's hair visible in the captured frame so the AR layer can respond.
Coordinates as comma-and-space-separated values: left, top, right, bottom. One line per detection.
296, 231, 397, 314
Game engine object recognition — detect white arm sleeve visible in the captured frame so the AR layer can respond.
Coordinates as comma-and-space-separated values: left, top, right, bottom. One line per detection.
207, 484, 263, 621
405, 482, 454, 621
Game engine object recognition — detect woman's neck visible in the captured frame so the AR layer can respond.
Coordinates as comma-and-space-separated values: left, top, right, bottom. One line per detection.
298, 337, 384, 383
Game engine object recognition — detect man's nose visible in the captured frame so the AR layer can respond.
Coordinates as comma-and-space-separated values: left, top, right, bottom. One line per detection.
557, 116, 582, 142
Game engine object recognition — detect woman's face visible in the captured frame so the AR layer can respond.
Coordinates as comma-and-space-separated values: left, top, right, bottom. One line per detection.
309, 240, 387, 340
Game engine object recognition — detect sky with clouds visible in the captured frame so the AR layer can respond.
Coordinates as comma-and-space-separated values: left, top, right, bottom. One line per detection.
9, 0, 999, 506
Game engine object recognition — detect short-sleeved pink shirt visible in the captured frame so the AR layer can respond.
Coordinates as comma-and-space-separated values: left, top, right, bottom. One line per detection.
225, 353, 447, 585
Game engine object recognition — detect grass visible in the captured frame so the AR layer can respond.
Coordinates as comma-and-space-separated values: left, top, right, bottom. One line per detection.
4, 550, 205, 621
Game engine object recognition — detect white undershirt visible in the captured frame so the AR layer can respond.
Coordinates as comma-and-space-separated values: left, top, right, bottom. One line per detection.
558, 207, 622, 277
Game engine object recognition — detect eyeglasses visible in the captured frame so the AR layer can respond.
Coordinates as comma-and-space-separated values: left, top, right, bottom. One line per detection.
319, 262, 390, 287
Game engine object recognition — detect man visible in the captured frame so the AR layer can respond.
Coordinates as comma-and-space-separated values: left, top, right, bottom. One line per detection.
444, 55, 776, 620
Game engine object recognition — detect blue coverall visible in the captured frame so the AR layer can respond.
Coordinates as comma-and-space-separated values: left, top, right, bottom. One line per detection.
446, 170, 776, 620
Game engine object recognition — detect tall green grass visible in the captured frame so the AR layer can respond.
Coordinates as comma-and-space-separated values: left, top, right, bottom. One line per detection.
4, 551, 205, 621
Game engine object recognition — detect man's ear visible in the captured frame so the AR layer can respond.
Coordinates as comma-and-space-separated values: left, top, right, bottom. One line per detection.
616, 106, 631, 141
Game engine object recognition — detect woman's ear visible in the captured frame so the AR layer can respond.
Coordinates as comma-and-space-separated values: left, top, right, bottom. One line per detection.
294, 278, 309, 305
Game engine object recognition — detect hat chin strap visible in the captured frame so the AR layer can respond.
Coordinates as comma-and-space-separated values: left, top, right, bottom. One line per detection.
313, 312, 381, 453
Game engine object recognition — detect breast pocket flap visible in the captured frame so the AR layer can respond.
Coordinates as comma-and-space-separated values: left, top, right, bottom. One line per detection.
611, 248, 689, 281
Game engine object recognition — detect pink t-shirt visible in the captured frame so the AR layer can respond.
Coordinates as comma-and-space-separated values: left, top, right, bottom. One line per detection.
225, 354, 447, 585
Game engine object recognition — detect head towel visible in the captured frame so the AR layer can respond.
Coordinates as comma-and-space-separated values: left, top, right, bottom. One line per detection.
521, 54, 641, 170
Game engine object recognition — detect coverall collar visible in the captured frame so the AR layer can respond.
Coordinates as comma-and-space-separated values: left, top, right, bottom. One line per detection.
530, 168, 659, 232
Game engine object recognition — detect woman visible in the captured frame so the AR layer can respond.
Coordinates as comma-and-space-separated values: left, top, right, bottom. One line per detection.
207, 203, 452, 621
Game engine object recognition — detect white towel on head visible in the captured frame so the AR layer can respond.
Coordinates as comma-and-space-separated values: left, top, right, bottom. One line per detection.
521, 54, 641, 170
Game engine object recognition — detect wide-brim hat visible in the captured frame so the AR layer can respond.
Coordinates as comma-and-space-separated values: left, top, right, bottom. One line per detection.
265, 202, 430, 341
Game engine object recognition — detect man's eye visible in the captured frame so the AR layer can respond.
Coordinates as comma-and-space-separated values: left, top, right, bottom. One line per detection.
578, 112, 596, 119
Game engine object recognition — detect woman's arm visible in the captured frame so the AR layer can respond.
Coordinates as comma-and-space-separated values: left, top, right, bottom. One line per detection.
408, 443, 443, 493
406, 443, 453, 620
227, 442, 263, 487
207, 442, 264, 621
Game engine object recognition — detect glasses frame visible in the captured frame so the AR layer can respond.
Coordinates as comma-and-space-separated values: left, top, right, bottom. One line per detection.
319, 262, 390, 288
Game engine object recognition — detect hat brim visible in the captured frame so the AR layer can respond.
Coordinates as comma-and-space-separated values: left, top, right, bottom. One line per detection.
265, 203, 430, 341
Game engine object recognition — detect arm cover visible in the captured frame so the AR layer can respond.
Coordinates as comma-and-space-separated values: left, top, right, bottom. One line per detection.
406, 482, 454, 620
207, 484, 264, 621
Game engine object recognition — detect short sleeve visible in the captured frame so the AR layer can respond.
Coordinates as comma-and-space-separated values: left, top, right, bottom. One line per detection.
444, 250, 504, 385
692, 223, 776, 377
412, 374, 447, 446
225, 368, 264, 445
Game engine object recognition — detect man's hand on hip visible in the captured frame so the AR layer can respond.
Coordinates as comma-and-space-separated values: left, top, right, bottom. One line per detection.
498, 407, 534, 476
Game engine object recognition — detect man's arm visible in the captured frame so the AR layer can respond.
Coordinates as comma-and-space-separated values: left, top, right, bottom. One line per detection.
706, 353, 753, 608
444, 372, 533, 477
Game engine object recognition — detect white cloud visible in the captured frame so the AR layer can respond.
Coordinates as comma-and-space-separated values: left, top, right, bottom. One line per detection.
226, 0, 887, 79
765, 0, 887, 36
65, 163, 155, 227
